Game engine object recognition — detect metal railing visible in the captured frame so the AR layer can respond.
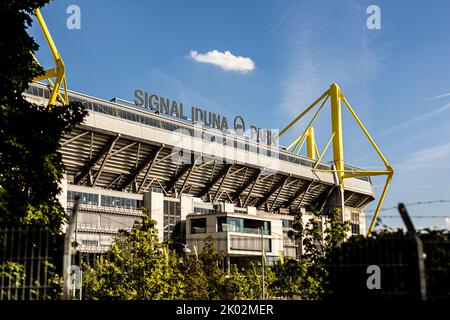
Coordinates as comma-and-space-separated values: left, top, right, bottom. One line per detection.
76, 223, 132, 234
66, 201, 144, 217
229, 235, 272, 252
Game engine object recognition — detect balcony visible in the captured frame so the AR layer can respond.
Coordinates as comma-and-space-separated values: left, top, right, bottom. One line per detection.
77, 223, 132, 234
229, 235, 272, 252
79, 245, 110, 253
67, 201, 144, 217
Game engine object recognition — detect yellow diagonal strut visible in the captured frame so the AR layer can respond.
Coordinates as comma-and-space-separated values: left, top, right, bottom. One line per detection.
273, 83, 393, 237
31, 8, 68, 106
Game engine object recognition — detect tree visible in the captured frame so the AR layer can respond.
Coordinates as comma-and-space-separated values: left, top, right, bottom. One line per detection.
270, 257, 308, 299
83, 216, 185, 300
0, 0, 87, 233
179, 256, 210, 300
221, 264, 252, 300
0, 0, 87, 300
196, 238, 278, 300
245, 262, 264, 299
197, 236, 226, 299
283, 207, 350, 299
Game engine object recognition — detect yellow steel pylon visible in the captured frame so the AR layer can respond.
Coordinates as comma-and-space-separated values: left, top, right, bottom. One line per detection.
273, 83, 394, 237
31, 8, 68, 106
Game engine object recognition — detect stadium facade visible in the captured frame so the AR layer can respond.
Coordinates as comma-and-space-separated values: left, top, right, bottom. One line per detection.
24, 82, 375, 265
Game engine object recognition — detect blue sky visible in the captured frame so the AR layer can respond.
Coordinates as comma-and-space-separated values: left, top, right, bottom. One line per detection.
30, 0, 450, 230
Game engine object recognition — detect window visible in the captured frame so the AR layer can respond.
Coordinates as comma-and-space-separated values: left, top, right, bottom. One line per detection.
282, 219, 293, 229
100, 195, 141, 209
236, 140, 245, 150
190, 218, 207, 234
351, 212, 360, 235
82, 240, 98, 246
163, 200, 181, 241
67, 191, 99, 205
217, 217, 270, 235
194, 207, 214, 214
248, 143, 257, 154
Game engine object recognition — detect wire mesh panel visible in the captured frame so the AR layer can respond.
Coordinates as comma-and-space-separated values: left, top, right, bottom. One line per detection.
326, 233, 450, 300
0, 228, 62, 300
422, 236, 450, 299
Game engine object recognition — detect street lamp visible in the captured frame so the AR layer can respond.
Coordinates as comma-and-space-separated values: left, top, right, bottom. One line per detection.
260, 227, 265, 300
182, 244, 192, 254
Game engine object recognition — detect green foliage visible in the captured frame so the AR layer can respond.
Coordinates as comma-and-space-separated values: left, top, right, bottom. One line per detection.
83, 216, 185, 300
244, 262, 261, 299
270, 256, 324, 300
181, 236, 252, 300
221, 264, 251, 300
179, 256, 210, 300
197, 236, 226, 299
0, 256, 62, 300
84, 223, 279, 300
270, 257, 307, 299
41, 259, 63, 299
244, 262, 266, 299
287, 209, 303, 241
284, 207, 350, 299
0, 261, 25, 299
0, 0, 87, 233
179, 236, 226, 300
82, 208, 351, 300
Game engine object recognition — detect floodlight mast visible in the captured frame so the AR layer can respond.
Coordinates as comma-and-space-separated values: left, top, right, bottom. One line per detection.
31, 8, 68, 107
273, 83, 394, 237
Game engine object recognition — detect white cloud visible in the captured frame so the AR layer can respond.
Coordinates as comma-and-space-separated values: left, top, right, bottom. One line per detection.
188, 50, 255, 73
381, 102, 450, 137
422, 92, 450, 102
268, 0, 298, 34
395, 142, 450, 171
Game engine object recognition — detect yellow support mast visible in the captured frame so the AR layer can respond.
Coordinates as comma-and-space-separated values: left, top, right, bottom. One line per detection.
31, 8, 68, 107
329, 83, 345, 187
273, 83, 394, 237
306, 127, 316, 160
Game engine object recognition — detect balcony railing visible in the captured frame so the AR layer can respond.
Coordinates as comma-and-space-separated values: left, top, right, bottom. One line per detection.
76, 223, 132, 234
79, 245, 110, 253
66, 201, 144, 217
229, 235, 272, 252
220, 225, 270, 235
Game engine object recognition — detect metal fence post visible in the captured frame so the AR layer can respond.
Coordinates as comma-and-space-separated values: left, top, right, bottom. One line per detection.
260, 227, 265, 300
397, 203, 427, 300
63, 196, 80, 300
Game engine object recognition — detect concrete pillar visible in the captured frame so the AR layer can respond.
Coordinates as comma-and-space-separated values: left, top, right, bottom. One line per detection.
58, 174, 68, 210
180, 195, 193, 221
180, 195, 194, 244
143, 191, 164, 242
327, 187, 345, 223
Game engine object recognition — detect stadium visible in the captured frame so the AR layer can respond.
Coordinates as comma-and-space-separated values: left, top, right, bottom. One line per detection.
24, 81, 375, 266
5, 2, 450, 304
